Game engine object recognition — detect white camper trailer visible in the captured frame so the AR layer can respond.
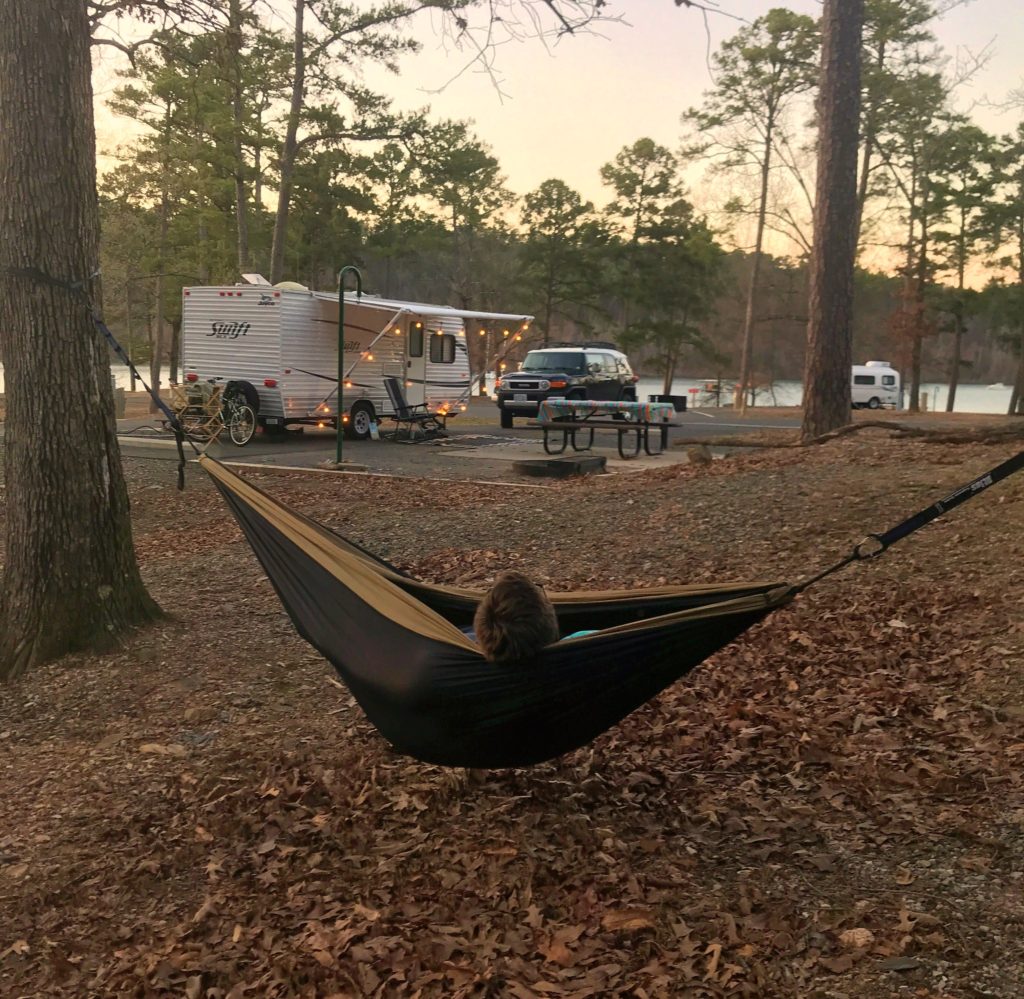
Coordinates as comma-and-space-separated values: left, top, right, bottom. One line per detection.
852, 360, 901, 410
180, 279, 532, 439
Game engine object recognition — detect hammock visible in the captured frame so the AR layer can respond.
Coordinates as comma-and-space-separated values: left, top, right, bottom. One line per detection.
201, 441, 1024, 768
202, 457, 793, 767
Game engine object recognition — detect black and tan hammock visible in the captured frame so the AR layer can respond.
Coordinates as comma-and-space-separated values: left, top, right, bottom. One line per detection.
199, 446, 1024, 769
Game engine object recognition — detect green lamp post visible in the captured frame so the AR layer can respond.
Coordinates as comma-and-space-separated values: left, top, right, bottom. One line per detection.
336, 265, 363, 464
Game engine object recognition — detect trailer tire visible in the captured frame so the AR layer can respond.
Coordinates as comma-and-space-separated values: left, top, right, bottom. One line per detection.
225, 380, 260, 414
347, 401, 376, 440
867, 396, 881, 410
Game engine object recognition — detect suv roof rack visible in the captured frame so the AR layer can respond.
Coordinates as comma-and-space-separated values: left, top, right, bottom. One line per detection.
542, 340, 621, 351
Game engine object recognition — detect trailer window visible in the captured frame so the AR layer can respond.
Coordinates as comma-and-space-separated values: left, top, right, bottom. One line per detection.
409, 324, 423, 357
430, 333, 456, 364
882, 375, 896, 386
854, 375, 876, 385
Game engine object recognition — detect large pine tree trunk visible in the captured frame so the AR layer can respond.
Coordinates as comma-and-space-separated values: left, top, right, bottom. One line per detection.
0, 0, 161, 680
801, 0, 863, 441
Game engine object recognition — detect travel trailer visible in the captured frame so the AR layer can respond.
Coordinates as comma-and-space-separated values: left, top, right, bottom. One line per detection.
180, 278, 532, 439
851, 360, 901, 410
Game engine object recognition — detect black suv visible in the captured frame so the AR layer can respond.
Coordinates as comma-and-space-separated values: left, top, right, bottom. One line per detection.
495, 342, 638, 428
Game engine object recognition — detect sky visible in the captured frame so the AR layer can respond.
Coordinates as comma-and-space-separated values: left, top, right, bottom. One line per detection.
349, 0, 1022, 204
93, 0, 1024, 210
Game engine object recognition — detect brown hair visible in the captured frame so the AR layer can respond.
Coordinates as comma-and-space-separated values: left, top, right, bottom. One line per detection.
473, 570, 559, 663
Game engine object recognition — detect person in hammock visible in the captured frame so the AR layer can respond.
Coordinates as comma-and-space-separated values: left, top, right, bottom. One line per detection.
472, 570, 595, 663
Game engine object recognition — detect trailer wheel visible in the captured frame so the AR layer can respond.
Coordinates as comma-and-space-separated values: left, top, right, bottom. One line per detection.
347, 401, 376, 440
867, 396, 881, 410
225, 380, 260, 414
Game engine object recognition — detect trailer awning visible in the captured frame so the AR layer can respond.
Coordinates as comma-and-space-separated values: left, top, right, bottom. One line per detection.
316, 291, 532, 325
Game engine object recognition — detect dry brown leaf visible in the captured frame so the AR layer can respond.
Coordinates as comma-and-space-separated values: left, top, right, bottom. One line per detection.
601, 908, 656, 932
139, 742, 187, 757
839, 928, 875, 950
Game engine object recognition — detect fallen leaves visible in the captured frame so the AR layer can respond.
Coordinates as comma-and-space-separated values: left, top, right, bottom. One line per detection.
1, 435, 1023, 997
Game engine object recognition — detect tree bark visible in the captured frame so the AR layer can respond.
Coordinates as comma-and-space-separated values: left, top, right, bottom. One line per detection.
945, 207, 969, 412
736, 126, 773, 414
0, 0, 161, 680
229, 0, 251, 272
269, 0, 304, 285
149, 105, 171, 413
801, 0, 863, 441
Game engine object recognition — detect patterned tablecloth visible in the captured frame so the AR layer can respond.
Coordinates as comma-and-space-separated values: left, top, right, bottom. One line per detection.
537, 398, 677, 424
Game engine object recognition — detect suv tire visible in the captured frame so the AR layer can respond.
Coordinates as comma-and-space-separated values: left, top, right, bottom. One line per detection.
500, 409, 514, 429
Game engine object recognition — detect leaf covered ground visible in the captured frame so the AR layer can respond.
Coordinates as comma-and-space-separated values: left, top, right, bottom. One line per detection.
1, 431, 1023, 998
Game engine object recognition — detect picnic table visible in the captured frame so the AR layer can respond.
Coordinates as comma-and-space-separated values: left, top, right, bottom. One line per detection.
535, 398, 679, 459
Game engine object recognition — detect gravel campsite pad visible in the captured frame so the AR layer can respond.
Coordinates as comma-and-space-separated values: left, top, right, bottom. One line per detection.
1, 429, 1023, 997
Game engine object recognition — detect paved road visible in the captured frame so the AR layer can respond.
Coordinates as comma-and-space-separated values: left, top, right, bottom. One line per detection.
110, 404, 804, 484
112, 403, 972, 483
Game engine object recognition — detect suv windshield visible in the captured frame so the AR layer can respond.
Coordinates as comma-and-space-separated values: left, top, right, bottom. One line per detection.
520, 351, 586, 374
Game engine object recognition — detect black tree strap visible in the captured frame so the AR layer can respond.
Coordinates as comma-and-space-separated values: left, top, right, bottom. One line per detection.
2, 264, 194, 489
796, 445, 1024, 593
90, 313, 194, 490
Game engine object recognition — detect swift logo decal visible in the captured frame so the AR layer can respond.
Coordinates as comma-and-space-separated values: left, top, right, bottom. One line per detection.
208, 321, 250, 339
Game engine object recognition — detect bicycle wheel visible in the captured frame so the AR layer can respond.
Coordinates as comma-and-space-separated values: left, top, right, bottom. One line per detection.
228, 403, 257, 446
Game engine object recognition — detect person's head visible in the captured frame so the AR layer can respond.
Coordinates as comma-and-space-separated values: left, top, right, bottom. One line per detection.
473, 570, 559, 663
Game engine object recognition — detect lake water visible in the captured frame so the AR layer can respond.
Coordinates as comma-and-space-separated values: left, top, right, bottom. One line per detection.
631, 377, 1015, 416
487, 372, 1016, 415
0, 365, 1016, 415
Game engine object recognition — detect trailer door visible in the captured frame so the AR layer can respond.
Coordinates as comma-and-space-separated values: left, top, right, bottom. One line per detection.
405, 320, 426, 406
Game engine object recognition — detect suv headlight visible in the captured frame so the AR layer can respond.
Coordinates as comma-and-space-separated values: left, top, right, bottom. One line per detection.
539, 379, 550, 390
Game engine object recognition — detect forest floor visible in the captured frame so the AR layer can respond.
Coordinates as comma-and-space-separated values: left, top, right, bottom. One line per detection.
1, 423, 1023, 998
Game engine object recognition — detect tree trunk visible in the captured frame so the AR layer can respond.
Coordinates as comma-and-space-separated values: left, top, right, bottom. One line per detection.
269, 0, 304, 285
946, 307, 963, 412
169, 318, 182, 384
737, 124, 773, 414
149, 113, 170, 413
1010, 334, 1024, 416
909, 205, 930, 414
662, 349, 678, 396
801, 0, 863, 441
229, 0, 251, 273
0, 0, 161, 680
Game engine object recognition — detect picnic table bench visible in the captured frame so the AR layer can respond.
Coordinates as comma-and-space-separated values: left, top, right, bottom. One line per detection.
533, 399, 679, 460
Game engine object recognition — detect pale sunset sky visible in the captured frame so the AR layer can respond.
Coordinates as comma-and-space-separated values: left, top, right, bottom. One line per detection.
92, 1, 1024, 218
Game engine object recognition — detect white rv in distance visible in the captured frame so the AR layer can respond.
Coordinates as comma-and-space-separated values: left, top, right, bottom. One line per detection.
180, 278, 532, 440
852, 360, 901, 410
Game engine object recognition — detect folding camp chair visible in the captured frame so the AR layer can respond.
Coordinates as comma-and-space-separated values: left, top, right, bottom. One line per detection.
170, 382, 225, 442
382, 376, 451, 441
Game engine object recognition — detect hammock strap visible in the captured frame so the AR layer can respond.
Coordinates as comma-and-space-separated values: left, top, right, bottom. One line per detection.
2, 265, 196, 489
795, 445, 1024, 593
